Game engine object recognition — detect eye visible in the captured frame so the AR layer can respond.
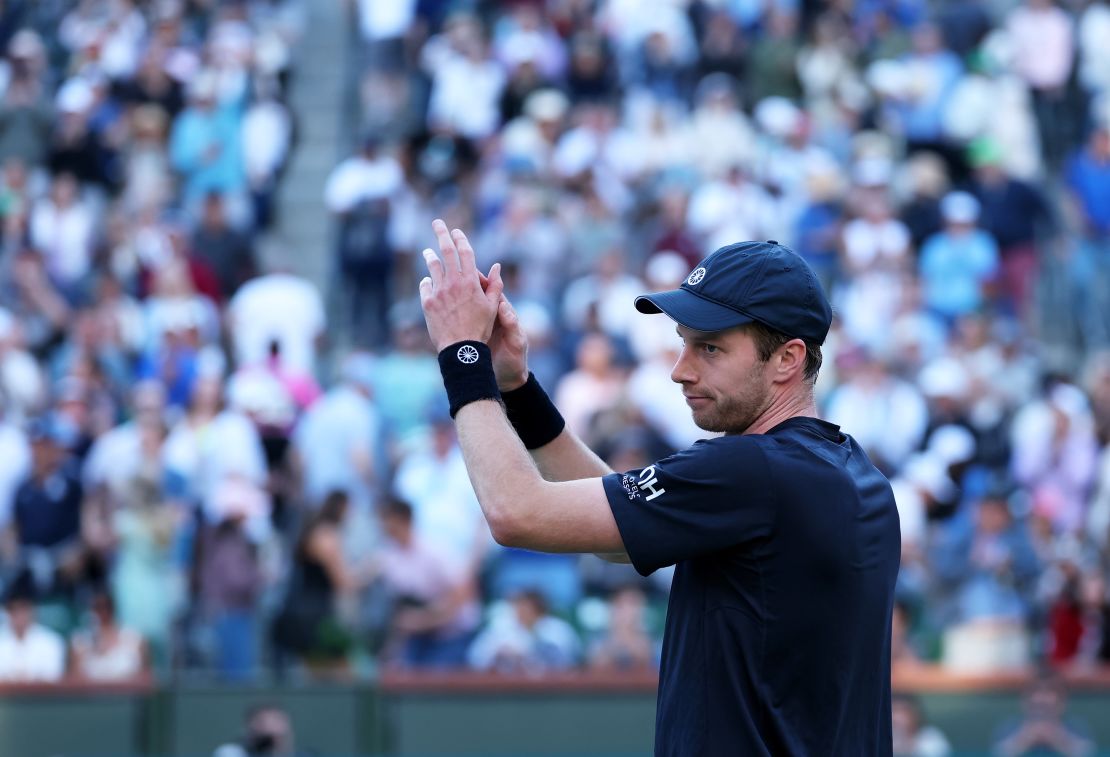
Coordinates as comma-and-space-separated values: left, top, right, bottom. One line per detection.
702, 343, 719, 354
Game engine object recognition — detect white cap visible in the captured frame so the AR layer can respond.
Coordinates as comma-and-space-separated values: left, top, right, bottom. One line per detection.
524, 89, 569, 123
903, 453, 956, 501
918, 357, 970, 399
754, 96, 802, 138
56, 78, 94, 114
941, 191, 980, 224
853, 157, 893, 187
927, 424, 976, 465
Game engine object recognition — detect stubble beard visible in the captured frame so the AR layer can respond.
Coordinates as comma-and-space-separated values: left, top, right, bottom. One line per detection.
690, 363, 772, 435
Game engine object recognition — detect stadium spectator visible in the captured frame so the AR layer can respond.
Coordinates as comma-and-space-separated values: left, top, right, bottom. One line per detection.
586, 585, 657, 671
375, 496, 480, 669
69, 590, 148, 681
0, 570, 65, 682
992, 674, 1096, 757
891, 693, 953, 757
467, 588, 581, 674
272, 490, 367, 675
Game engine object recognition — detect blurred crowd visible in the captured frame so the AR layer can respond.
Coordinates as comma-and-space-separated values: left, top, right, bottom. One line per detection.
3, 0, 1110, 695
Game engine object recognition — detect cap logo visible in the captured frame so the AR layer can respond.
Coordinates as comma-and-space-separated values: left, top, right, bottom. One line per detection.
457, 345, 480, 364
686, 267, 706, 286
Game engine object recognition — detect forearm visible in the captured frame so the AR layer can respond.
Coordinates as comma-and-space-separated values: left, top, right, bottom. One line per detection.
454, 400, 626, 556
530, 429, 613, 481
500, 374, 612, 481
454, 399, 550, 544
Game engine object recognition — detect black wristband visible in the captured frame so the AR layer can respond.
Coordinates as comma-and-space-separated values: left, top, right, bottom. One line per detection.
501, 372, 566, 449
437, 341, 501, 418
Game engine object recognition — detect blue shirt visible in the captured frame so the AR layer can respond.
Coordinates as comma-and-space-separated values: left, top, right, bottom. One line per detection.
919, 229, 999, 318
604, 417, 900, 756
1065, 150, 1110, 235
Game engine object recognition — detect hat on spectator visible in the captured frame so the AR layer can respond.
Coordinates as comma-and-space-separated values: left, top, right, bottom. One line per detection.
853, 157, 893, 188
918, 357, 970, 400
635, 241, 833, 344
927, 425, 977, 466
968, 136, 1005, 168
524, 89, 569, 123
903, 453, 956, 501
56, 78, 94, 114
941, 191, 980, 224
25, 415, 67, 445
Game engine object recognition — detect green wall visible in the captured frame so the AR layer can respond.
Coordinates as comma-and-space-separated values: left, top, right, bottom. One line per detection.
0, 682, 1108, 757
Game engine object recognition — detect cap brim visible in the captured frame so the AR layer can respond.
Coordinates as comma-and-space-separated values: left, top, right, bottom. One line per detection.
634, 289, 753, 332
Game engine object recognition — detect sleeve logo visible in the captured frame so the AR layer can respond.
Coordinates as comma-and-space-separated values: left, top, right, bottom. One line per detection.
637, 465, 666, 501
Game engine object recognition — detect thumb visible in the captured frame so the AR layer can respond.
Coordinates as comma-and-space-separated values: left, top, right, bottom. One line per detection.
484, 262, 504, 309
418, 276, 433, 308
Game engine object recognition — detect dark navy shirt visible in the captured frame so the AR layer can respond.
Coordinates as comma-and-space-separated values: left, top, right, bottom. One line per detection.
603, 416, 900, 757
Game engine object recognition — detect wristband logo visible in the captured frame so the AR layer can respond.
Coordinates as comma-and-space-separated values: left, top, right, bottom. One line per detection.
457, 344, 480, 364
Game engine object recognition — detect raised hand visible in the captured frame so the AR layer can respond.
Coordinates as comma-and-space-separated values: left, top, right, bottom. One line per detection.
418, 219, 503, 351
488, 288, 531, 392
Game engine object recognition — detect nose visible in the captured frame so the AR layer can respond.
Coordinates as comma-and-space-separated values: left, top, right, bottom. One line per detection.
671, 345, 695, 385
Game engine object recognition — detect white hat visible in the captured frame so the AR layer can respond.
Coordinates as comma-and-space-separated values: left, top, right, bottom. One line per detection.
903, 453, 956, 501
927, 425, 976, 465
524, 89, 569, 123
918, 357, 970, 399
941, 191, 980, 224
56, 78, 94, 114
754, 97, 802, 138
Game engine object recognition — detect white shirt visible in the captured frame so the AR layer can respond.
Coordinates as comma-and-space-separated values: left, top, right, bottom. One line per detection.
83, 421, 144, 494
228, 274, 325, 376
393, 444, 490, 565
468, 606, 581, 672
428, 54, 505, 140
824, 376, 927, 469
29, 199, 95, 285
1079, 4, 1110, 95
293, 385, 380, 511
162, 411, 269, 513
323, 154, 403, 214
1008, 5, 1074, 90
0, 624, 66, 682
71, 627, 145, 681
241, 100, 291, 184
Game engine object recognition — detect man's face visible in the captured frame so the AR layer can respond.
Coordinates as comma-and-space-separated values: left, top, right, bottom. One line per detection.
671, 325, 773, 434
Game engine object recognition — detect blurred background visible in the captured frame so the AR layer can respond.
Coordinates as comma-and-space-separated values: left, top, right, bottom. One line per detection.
0, 0, 1109, 755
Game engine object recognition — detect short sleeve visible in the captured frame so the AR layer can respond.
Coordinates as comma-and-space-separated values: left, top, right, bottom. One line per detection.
602, 436, 776, 576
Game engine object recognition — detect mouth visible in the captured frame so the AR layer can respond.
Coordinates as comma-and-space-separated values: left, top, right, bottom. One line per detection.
684, 395, 710, 408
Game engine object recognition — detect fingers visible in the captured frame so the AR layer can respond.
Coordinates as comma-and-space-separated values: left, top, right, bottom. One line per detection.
422, 247, 444, 286
418, 276, 433, 307
453, 228, 477, 275
483, 262, 504, 310
432, 218, 460, 276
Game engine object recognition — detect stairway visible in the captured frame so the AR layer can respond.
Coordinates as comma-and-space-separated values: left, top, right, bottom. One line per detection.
264, 0, 357, 294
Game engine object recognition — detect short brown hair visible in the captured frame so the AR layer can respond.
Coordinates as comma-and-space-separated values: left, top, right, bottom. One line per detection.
744, 322, 823, 383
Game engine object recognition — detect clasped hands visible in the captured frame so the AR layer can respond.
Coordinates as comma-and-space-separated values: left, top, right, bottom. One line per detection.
419, 219, 530, 392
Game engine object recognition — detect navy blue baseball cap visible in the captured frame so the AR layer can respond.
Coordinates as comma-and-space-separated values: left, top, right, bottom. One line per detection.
635, 241, 833, 344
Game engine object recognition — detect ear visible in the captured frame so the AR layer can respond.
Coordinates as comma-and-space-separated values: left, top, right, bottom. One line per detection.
774, 339, 808, 384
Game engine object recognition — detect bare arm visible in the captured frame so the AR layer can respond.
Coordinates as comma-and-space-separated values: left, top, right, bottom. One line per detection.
418, 221, 628, 560
485, 283, 613, 482
455, 399, 627, 557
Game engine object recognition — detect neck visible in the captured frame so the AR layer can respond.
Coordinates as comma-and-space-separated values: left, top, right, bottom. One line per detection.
743, 387, 817, 436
